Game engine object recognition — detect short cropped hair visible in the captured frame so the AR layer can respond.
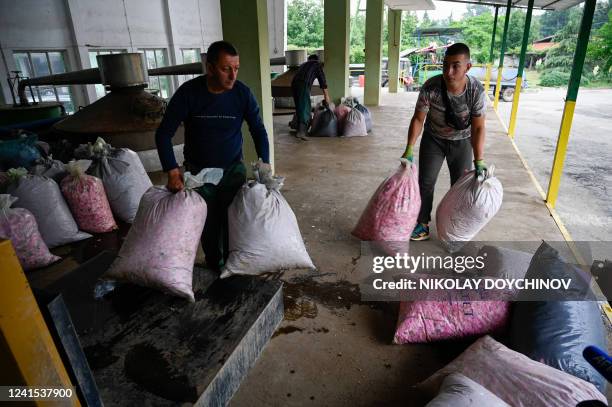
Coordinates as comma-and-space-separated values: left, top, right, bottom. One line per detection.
445, 43, 471, 60
308, 54, 319, 61
207, 41, 239, 65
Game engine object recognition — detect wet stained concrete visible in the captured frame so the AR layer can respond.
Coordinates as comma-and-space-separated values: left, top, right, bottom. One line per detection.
25, 88, 609, 406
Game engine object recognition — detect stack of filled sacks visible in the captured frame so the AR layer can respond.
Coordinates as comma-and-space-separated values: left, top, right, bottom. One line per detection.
436, 165, 503, 253
352, 159, 420, 255
5, 167, 91, 248
409, 242, 607, 405
221, 161, 315, 278
309, 102, 338, 137
336, 97, 370, 137
101, 170, 214, 301
77, 137, 152, 223
0, 194, 60, 270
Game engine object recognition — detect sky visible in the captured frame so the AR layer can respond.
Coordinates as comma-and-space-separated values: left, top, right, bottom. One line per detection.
348, 0, 545, 22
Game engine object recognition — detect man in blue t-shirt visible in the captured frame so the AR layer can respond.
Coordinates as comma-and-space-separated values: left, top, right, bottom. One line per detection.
155, 40, 270, 271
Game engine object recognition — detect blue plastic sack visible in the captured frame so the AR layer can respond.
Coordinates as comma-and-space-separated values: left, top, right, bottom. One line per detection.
0, 133, 41, 170
510, 242, 606, 392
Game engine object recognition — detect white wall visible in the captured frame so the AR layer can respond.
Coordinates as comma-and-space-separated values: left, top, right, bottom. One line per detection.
0, 0, 223, 107
0, 0, 285, 107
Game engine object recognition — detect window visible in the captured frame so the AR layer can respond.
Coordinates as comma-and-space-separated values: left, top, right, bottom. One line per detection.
140, 48, 171, 99
13, 51, 75, 113
179, 48, 201, 85
88, 49, 127, 99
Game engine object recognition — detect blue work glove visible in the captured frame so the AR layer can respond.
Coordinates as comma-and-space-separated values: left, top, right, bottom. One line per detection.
474, 159, 487, 177
402, 145, 414, 162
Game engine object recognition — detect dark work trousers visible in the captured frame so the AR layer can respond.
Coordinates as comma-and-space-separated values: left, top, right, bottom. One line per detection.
291, 80, 312, 133
417, 132, 473, 224
187, 161, 246, 270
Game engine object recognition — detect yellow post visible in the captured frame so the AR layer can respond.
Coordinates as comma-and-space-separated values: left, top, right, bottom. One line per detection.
546, 101, 576, 207
0, 240, 80, 406
493, 67, 503, 110
508, 75, 523, 137
484, 63, 492, 95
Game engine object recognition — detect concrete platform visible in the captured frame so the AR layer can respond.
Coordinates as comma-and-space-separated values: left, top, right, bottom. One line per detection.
39, 251, 283, 407
229, 89, 578, 406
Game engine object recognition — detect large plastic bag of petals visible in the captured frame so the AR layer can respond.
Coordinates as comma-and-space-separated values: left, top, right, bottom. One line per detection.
417, 335, 607, 407
0, 194, 60, 270
352, 160, 420, 250
29, 156, 67, 183
6, 168, 90, 248
510, 242, 607, 392
221, 161, 314, 279
334, 104, 351, 133
60, 160, 117, 233
425, 373, 509, 407
353, 99, 372, 132
103, 183, 208, 301
342, 107, 368, 137
0, 133, 41, 170
309, 103, 338, 137
85, 138, 152, 223
393, 297, 510, 343
436, 166, 503, 252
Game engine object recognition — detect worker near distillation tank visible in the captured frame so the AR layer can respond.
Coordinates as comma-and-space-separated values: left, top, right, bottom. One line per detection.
290, 54, 331, 140
155, 40, 270, 272
401, 43, 488, 242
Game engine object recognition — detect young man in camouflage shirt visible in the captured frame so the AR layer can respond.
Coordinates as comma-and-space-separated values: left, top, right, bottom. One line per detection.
401, 43, 488, 241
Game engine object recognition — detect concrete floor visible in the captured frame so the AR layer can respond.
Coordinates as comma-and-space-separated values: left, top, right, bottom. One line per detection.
229, 89, 583, 407
25, 87, 609, 406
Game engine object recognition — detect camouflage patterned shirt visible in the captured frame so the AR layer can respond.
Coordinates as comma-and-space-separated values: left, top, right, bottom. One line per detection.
416, 74, 487, 141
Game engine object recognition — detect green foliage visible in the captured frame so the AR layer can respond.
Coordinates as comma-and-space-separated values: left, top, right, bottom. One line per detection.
538, 69, 590, 86
588, 9, 612, 74
454, 11, 496, 63
538, 70, 570, 86
286, 0, 324, 50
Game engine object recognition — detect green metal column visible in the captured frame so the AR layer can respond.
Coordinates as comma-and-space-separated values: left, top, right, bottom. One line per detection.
484, 5, 499, 95
364, 0, 384, 106
221, 0, 274, 170
546, 0, 596, 207
387, 8, 402, 93
507, 0, 534, 137
324, 0, 350, 104
493, 0, 512, 110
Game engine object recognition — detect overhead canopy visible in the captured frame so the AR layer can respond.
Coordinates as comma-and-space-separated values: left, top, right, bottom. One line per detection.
385, 0, 435, 11
386, 0, 583, 11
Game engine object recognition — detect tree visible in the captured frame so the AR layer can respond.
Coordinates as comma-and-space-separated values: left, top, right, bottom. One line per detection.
421, 11, 434, 28
539, 9, 571, 38
588, 9, 612, 75
401, 12, 419, 50
464, 4, 490, 18
286, 0, 324, 50
453, 11, 497, 63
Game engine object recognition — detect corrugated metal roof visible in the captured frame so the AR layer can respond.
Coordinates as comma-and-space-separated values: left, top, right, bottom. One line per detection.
386, 0, 583, 11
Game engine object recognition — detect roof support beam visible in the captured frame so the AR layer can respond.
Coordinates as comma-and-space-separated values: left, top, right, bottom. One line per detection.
493, 0, 512, 110
364, 0, 384, 106
508, 0, 534, 137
